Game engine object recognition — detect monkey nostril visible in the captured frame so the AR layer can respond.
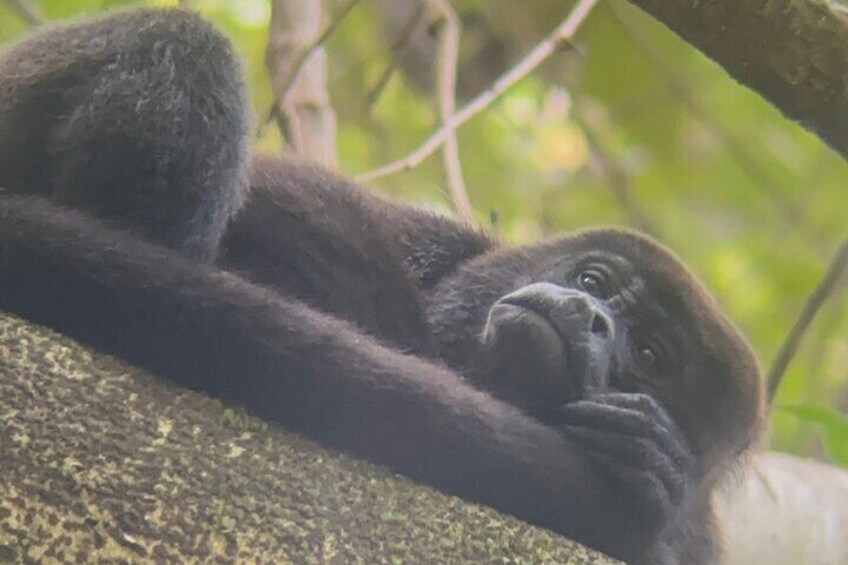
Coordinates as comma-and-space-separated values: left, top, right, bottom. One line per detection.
590, 314, 611, 339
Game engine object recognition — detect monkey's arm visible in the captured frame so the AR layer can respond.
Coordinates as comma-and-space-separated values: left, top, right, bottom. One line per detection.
1, 194, 654, 561
220, 157, 495, 351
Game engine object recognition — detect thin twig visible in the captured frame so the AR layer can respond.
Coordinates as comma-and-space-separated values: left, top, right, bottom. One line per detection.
285, 0, 361, 90
260, 0, 362, 134
7, 0, 42, 26
572, 106, 657, 236
356, 0, 599, 183
365, 2, 425, 114
767, 237, 848, 403
428, 0, 473, 222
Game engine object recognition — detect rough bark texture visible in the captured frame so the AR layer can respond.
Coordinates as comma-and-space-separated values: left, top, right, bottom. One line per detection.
625, 0, 848, 158
0, 311, 618, 564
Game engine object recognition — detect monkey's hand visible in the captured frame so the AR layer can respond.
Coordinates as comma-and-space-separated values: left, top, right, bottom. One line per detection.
553, 392, 695, 530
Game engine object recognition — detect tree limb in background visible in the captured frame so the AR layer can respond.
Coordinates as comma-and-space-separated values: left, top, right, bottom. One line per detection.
428, 0, 474, 223
608, 2, 800, 227
623, 0, 848, 159
365, 2, 425, 114
571, 107, 658, 237
7, 0, 42, 26
768, 237, 848, 402
265, 0, 361, 164
357, 0, 599, 183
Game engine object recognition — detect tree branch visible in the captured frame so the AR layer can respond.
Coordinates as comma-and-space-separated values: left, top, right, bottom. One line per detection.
6, 0, 42, 26
428, 0, 474, 222
608, 2, 799, 225
365, 2, 425, 114
767, 237, 848, 402
572, 107, 658, 237
356, 0, 599, 183
0, 312, 618, 563
624, 0, 848, 159
264, 0, 361, 163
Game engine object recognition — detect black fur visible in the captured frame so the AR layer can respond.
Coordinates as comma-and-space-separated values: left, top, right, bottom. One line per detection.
0, 9, 765, 564
0, 9, 249, 260
220, 156, 494, 353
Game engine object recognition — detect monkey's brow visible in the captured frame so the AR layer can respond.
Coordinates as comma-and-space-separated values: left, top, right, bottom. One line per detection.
619, 281, 674, 327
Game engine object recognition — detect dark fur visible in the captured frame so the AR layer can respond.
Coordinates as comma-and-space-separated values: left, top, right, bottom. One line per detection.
0, 9, 765, 564
220, 156, 494, 353
0, 9, 249, 260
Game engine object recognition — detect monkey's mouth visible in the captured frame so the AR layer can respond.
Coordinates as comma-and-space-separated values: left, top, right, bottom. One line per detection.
479, 300, 575, 410
481, 296, 612, 410
483, 300, 569, 355
497, 298, 571, 345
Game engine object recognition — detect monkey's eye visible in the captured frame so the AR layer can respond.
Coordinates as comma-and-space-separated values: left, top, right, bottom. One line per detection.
635, 338, 667, 375
577, 269, 610, 299
638, 346, 657, 368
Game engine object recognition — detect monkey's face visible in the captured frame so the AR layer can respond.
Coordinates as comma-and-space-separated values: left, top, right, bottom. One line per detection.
426, 228, 765, 473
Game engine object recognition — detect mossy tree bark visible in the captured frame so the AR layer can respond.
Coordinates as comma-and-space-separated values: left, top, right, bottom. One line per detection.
0, 312, 618, 564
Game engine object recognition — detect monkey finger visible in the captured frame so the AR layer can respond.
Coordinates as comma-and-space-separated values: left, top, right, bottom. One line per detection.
558, 424, 689, 503
559, 429, 685, 519
584, 392, 678, 430
553, 402, 691, 468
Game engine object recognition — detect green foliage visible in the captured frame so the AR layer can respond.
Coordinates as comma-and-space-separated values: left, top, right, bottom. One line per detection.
779, 405, 848, 466
5, 0, 847, 465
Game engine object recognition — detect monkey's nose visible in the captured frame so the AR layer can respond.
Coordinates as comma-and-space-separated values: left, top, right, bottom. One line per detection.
590, 313, 612, 339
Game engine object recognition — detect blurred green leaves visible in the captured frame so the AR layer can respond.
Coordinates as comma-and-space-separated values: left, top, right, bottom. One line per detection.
780, 405, 848, 466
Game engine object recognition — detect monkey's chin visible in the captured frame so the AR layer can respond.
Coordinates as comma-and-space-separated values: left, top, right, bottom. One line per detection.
479, 302, 577, 411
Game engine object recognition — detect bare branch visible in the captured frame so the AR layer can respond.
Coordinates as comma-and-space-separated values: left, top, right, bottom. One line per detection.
428, 0, 473, 222
6, 0, 42, 26
266, 0, 350, 164
261, 0, 361, 143
365, 2, 425, 114
624, 0, 848, 159
572, 107, 658, 237
356, 0, 599, 183
768, 237, 848, 403
278, 0, 361, 103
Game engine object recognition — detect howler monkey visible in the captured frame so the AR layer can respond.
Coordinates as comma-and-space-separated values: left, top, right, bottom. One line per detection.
0, 9, 765, 565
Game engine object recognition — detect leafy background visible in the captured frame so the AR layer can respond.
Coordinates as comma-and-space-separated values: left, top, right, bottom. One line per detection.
2, 0, 846, 465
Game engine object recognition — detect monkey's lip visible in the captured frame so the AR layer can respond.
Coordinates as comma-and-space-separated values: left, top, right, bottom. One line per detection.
482, 300, 578, 406
489, 300, 608, 402
491, 298, 570, 349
